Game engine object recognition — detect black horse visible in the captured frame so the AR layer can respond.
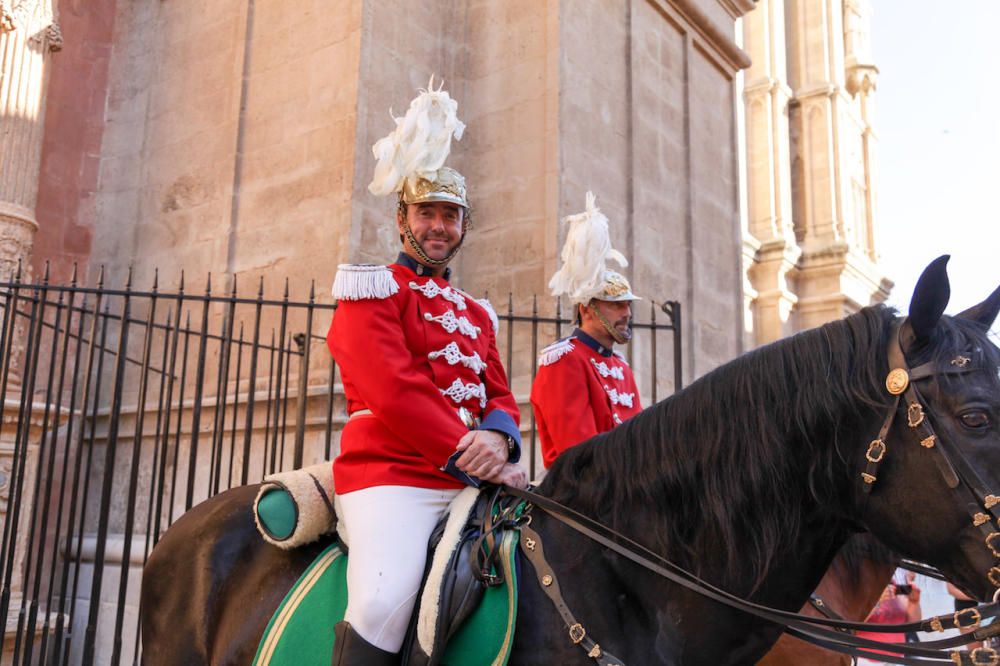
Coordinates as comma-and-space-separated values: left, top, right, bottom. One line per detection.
142, 257, 1000, 665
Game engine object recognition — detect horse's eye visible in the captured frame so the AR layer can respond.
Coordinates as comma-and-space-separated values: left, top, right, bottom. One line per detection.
959, 411, 990, 429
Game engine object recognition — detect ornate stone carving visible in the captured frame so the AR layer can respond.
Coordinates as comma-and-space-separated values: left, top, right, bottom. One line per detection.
44, 20, 60, 50
0, 0, 61, 49
0, 0, 47, 32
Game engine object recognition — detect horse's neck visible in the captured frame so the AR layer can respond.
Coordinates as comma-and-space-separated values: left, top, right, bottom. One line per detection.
820, 556, 898, 622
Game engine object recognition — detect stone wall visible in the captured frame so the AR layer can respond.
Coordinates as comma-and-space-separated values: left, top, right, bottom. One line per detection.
33, 0, 752, 386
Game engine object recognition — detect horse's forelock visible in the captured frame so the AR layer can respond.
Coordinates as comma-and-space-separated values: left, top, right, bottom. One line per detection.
929, 315, 1000, 393
540, 305, 897, 592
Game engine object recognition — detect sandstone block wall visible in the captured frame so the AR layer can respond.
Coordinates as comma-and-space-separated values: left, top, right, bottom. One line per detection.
34, 0, 752, 387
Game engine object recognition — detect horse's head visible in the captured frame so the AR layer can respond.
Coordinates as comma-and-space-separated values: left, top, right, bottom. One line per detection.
861, 255, 1000, 601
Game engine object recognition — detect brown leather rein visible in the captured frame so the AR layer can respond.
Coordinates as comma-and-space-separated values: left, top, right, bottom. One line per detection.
500, 318, 1000, 665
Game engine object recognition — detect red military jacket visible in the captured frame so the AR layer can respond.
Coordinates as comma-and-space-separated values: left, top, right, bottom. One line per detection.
529, 329, 642, 468
328, 254, 521, 493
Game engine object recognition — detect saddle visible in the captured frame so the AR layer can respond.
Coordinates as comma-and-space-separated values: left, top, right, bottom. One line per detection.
406, 486, 526, 665
252, 470, 525, 666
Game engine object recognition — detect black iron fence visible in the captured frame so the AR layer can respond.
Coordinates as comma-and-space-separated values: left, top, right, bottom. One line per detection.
0, 266, 681, 665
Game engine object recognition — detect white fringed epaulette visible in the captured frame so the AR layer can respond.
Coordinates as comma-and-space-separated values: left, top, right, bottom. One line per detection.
538, 337, 576, 366
475, 297, 499, 333
331, 264, 399, 301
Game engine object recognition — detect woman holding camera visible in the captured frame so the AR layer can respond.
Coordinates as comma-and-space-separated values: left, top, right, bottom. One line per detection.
855, 571, 922, 666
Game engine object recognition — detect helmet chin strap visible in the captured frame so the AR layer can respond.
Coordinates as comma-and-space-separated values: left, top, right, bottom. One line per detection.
590, 304, 631, 345
402, 217, 467, 267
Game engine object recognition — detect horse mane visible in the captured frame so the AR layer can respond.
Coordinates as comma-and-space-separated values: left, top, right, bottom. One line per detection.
540, 304, 1000, 592
539, 305, 898, 591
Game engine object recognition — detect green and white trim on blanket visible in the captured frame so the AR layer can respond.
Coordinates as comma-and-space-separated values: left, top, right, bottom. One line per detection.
252, 530, 521, 666
252, 544, 348, 665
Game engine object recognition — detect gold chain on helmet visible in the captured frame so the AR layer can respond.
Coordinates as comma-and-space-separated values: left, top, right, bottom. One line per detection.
590, 303, 631, 345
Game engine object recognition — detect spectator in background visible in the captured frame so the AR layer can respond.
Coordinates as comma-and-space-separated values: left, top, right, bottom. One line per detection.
856, 571, 922, 666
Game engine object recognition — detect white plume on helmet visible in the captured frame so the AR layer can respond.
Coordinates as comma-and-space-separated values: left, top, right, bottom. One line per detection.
368, 76, 466, 197
548, 192, 629, 305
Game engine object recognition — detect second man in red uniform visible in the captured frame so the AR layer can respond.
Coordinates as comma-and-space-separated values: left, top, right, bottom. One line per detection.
530, 192, 642, 468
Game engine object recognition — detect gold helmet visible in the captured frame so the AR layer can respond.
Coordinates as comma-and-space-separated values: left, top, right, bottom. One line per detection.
400, 166, 468, 209
598, 270, 639, 302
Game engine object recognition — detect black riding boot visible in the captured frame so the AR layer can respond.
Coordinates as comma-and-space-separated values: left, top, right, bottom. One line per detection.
331, 621, 398, 666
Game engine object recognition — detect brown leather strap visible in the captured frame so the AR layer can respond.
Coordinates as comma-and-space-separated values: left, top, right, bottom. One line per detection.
519, 524, 626, 666
860, 394, 898, 492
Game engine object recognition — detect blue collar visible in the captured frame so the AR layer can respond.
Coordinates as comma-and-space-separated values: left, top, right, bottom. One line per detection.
395, 252, 451, 281
573, 328, 614, 357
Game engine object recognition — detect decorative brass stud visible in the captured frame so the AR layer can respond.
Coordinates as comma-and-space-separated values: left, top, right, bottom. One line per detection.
951, 355, 971, 368
866, 439, 887, 463
986, 495, 1000, 509
886, 368, 910, 395
974, 513, 991, 527
987, 533, 1000, 559
542, 574, 553, 587
951, 652, 964, 666
862, 472, 877, 485
524, 537, 536, 551
920, 435, 937, 449
908, 403, 925, 428
930, 616, 944, 632
588, 645, 602, 658
569, 623, 586, 644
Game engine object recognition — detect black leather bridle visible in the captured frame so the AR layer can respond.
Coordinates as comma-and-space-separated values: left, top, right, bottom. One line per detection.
860, 320, 1000, 594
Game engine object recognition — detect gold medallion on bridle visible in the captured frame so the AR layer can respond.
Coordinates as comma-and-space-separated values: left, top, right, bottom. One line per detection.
885, 368, 909, 395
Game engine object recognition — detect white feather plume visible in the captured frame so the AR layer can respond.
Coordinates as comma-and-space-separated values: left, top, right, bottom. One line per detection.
368, 76, 466, 197
548, 192, 627, 304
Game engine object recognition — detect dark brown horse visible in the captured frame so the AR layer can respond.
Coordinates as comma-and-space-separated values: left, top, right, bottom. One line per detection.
758, 533, 899, 666
142, 257, 1000, 664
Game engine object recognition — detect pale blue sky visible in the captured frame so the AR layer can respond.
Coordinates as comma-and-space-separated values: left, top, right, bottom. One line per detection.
872, 1, 999, 341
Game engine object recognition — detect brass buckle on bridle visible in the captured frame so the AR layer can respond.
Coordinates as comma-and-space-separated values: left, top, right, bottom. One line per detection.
568, 623, 586, 644
865, 439, 887, 463
969, 646, 1000, 666
989, 566, 1000, 589
955, 607, 983, 630
987, 533, 1000, 559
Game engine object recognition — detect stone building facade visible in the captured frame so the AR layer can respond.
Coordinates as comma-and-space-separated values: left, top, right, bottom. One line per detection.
22, 0, 755, 385
739, 0, 892, 346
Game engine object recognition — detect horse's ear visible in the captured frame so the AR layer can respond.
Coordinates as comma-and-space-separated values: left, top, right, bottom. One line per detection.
908, 255, 951, 342
956, 284, 1000, 331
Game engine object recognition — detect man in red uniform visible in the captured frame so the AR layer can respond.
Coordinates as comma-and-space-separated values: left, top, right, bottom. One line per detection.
530, 192, 642, 468
326, 81, 525, 664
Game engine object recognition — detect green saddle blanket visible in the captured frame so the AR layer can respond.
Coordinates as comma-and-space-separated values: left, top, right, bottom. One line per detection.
252, 530, 520, 666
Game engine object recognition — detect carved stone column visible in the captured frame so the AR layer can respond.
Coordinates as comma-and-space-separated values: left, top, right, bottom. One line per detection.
741, 0, 801, 344
0, 3, 61, 650
0, 0, 63, 283
785, 0, 890, 328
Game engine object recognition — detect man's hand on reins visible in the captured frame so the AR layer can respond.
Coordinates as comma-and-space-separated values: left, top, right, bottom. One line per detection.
488, 463, 528, 489
455, 429, 508, 480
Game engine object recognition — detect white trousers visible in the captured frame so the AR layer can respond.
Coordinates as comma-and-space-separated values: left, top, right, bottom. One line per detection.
335, 485, 460, 652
